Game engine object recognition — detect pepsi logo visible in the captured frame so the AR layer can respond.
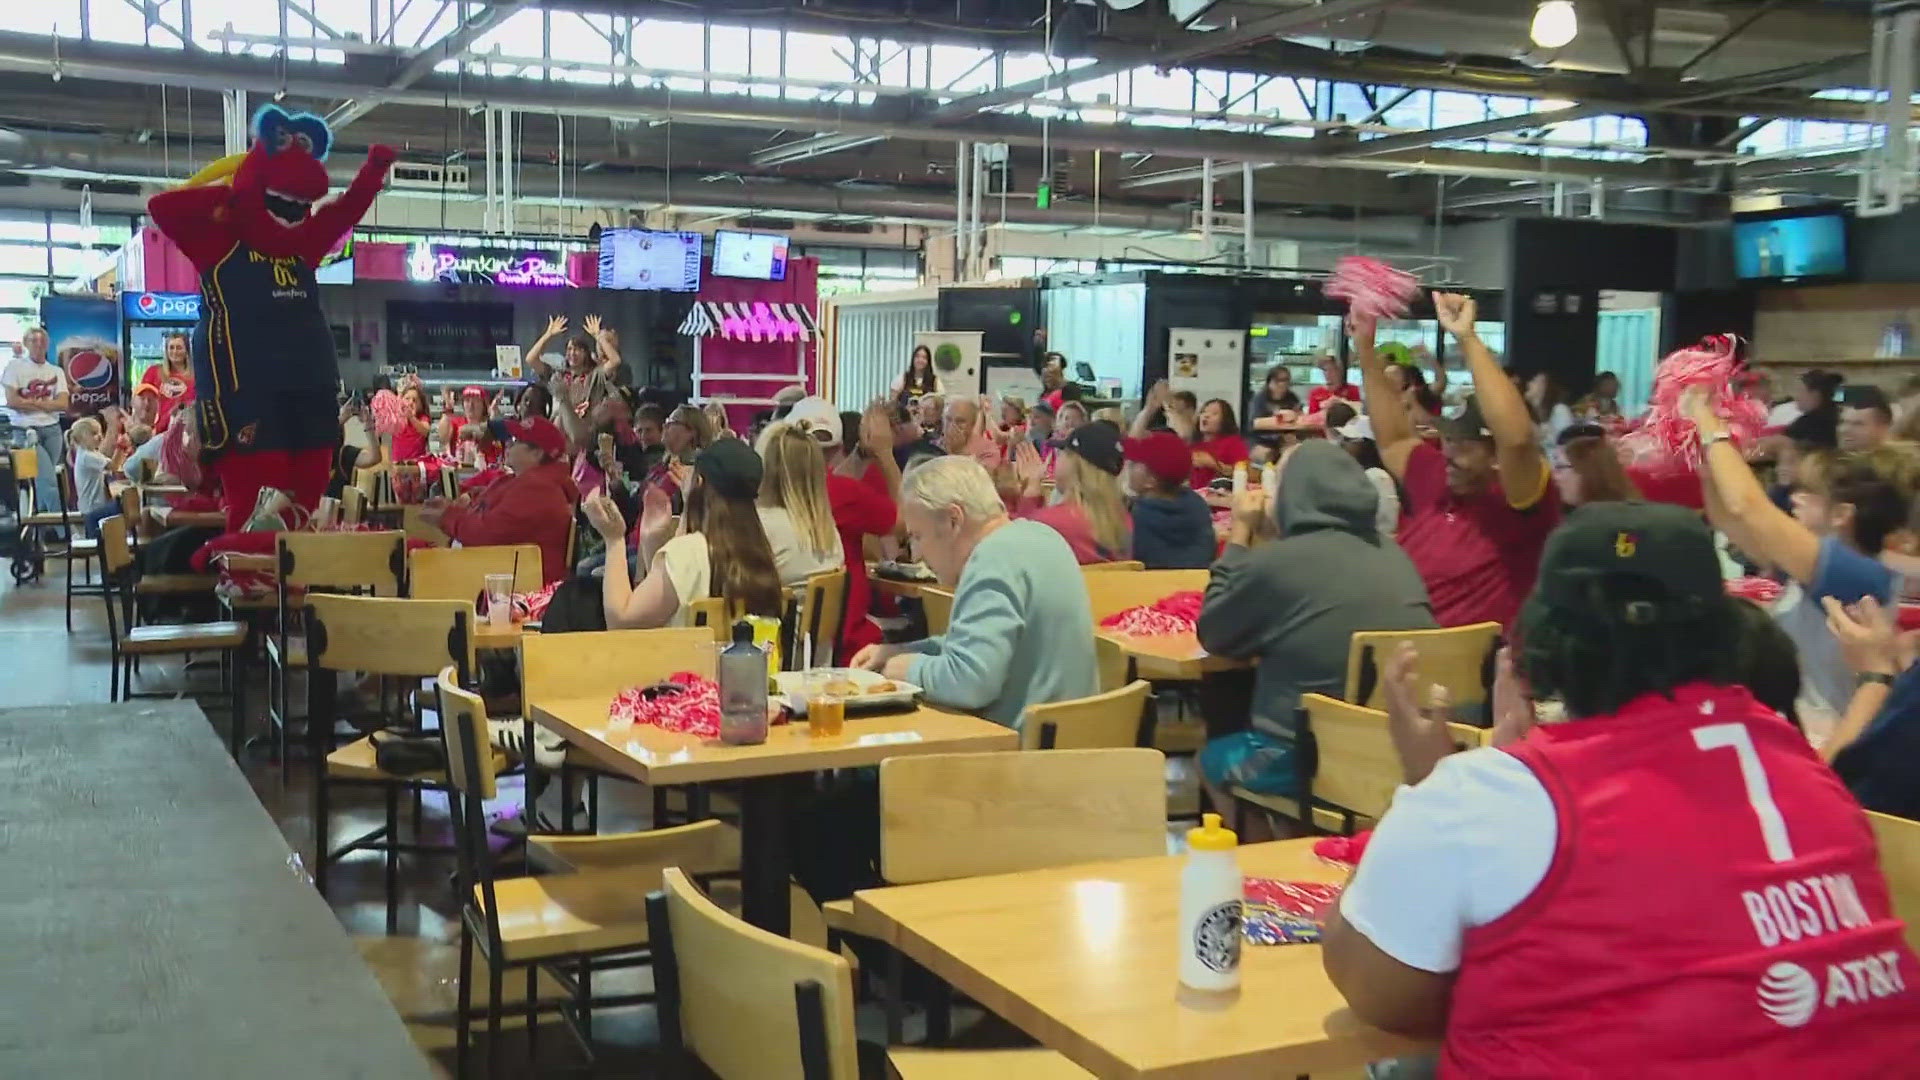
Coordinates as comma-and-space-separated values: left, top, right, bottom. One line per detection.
1758, 961, 1819, 1028
66, 350, 115, 391
137, 293, 158, 316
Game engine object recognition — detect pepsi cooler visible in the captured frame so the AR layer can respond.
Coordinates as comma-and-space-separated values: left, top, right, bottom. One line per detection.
122, 290, 201, 396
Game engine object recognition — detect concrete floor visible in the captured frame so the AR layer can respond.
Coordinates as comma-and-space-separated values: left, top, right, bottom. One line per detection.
2, 561, 1205, 1077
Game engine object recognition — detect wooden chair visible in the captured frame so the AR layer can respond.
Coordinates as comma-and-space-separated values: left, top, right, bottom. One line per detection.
124, 485, 216, 602
1084, 560, 1144, 572
1081, 569, 1209, 623
43, 463, 104, 632
788, 567, 848, 668
97, 515, 249, 752
1228, 693, 1490, 837
1019, 680, 1154, 751
1869, 811, 1920, 955
408, 544, 544, 601
921, 587, 954, 637
1094, 634, 1129, 694
438, 669, 731, 1079
401, 504, 450, 546
302, 593, 476, 932
265, 530, 406, 780
340, 485, 367, 526
520, 628, 722, 836
649, 867, 1090, 1080
1345, 622, 1502, 713
689, 596, 749, 641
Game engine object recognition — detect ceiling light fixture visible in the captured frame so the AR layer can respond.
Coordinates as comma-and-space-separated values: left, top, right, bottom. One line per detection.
1531, 1, 1579, 49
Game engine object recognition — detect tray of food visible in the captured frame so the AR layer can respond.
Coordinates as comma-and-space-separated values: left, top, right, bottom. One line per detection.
776, 667, 922, 716
875, 560, 938, 582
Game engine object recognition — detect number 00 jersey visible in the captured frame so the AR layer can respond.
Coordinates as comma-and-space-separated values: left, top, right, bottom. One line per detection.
1443, 683, 1920, 1077
192, 241, 338, 451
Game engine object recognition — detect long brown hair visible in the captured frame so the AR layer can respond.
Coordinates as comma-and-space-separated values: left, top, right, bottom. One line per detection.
758, 423, 838, 560
1055, 451, 1131, 557
684, 480, 783, 617
163, 331, 191, 373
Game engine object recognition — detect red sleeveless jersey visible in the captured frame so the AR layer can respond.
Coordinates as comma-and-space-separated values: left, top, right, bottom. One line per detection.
1444, 683, 1920, 1077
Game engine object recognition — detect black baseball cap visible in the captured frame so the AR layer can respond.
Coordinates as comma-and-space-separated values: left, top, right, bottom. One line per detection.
1063, 421, 1125, 475
1840, 384, 1891, 412
1437, 394, 1494, 443
694, 436, 763, 499
1526, 502, 1723, 628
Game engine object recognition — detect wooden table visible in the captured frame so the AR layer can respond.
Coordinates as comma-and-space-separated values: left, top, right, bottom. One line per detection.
854, 838, 1427, 1079
1096, 629, 1247, 681
473, 618, 533, 650
529, 696, 1018, 934
0, 702, 431, 1077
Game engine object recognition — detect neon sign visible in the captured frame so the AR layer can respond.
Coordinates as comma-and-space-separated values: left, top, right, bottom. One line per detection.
719, 302, 807, 341
407, 243, 572, 288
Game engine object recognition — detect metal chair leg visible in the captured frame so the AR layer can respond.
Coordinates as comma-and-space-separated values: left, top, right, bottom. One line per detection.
455, 921, 474, 1079
385, 785, 401, 935
486, 960, 504, 1080
525, 965, 539, 1066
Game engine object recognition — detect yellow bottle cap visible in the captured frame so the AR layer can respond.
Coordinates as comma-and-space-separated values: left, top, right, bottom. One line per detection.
1186, 812, 1238, 852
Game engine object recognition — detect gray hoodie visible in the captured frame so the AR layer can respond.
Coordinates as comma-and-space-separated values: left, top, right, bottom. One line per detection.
1196, 441, 1435, 736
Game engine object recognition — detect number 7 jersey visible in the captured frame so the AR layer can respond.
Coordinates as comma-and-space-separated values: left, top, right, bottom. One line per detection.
1442, 682, 1920, 1077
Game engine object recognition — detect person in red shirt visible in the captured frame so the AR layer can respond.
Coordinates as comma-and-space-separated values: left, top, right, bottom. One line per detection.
1188, 398, 1249, 489
390, 385, 431, 462
136, 331, 196, 432
1324, 501, 1920, 1074
785, 396, 900, 658
421, 417, 578, 585
1307, 353, 1361, 414
440, 385, 499, 466
1360, 293, 1558, 631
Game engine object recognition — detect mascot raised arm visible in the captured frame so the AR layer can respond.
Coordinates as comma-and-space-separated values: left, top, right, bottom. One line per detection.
146, 105, 396, 531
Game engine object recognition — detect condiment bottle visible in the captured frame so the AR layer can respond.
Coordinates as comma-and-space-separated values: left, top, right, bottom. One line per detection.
718, 619, 769, 745
1178, 812, 1242, 995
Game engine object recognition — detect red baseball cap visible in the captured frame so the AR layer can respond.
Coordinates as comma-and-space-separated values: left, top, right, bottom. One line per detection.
461, 385, 486, 399
1123, 431, 1191, 484
499, 416, 566, 459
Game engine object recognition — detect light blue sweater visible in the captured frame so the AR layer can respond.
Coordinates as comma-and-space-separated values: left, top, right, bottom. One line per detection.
904, 519, 1099, 730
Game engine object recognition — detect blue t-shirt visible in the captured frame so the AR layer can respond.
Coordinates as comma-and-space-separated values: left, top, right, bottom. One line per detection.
1772, 536, 1897, 716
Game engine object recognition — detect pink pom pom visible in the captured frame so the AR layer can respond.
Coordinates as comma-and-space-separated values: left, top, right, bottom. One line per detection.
1324, 256, 1421, 322
369, 389, 409, 438
1620, 334, 1767, 475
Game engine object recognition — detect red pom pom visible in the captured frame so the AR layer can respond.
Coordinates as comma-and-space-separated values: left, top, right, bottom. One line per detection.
1617, 334, 1767, 477
369, 389, 409, 437
1325, 256, 1421, 322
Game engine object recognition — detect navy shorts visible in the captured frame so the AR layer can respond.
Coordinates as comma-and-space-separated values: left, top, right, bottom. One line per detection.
198, 387, 339, 454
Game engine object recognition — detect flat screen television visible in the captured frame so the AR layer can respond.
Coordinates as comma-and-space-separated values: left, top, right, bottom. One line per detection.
598, 228, 703, 292
1732, 208, 1849, 283
711, 229, 790, 281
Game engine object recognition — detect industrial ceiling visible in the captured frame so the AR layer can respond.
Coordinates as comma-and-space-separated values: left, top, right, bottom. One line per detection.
0, 0, 1891, 244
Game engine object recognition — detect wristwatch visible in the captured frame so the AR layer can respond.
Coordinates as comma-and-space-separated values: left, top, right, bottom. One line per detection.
1862, 671, 1898, 687
1700, 430, 1734, 450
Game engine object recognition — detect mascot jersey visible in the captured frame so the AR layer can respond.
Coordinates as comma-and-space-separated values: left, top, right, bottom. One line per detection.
146, 105, 395, 532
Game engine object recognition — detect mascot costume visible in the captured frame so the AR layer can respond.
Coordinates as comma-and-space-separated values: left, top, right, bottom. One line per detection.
146, 105, 396, 531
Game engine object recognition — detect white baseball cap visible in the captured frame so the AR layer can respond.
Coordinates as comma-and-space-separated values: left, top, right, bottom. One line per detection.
783, 396, 842, 450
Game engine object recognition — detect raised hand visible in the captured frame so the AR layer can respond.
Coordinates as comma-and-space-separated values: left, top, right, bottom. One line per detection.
544, 314, 568, 338
639, 484, 674, 537
1012, 439, 1045, 492
584, 314, 605, 338
1430, 292, 1478, 339
584, 491, 625, 541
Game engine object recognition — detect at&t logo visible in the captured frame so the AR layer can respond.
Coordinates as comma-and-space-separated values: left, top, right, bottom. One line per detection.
1758, 962, 1819, 1028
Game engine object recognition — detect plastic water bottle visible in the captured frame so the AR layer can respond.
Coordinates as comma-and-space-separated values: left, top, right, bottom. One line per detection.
1231, 463, 1248, 497
1178, 813, 1242, 996
1260, 462, 1279, 501
718, 619, 769, 745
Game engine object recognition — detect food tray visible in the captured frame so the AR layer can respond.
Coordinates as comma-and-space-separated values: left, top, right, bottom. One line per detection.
776, 667, 923, 716
875, 560, 938, 582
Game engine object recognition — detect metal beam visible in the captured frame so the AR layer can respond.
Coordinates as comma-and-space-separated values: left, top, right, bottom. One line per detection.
751, 133, 886, 166
927, 0, 1412, 122
1680, 0, 1788, 77
283, 0, 345, 40
327, 0, 535, 130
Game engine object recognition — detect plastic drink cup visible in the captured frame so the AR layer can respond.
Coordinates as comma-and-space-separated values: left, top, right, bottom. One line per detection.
747, 615, 781, 677
808, 693, 846, 738
484, 572, 514, 627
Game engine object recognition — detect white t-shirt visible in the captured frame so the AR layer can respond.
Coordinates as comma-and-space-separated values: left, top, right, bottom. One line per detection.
1337, 747, 1557, 974
1768, 400, 1805, 429
73, 447, 110, 512
2, 357, 65, 427
757, 506, 845, 586
657, 532, 711, 628
1364, 466, 1399, 539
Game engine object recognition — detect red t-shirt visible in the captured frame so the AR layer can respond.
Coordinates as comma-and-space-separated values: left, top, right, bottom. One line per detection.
1446, 684, 1920, 1076
1190, 433, 1250, 490
138, 364, 195, 431
390, 416, 430, 462
1307, 383, 1361, 414
826, 469, 897, 657
1395, 440, 1559, 631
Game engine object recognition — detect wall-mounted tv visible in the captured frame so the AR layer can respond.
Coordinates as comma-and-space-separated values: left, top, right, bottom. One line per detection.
598, 228, 703, 292
711, 229, 790, 281
1733, 207, 1850, 283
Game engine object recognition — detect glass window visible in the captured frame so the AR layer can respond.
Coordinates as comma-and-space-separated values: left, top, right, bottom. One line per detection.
51, 246, 106, 277
0, 279, 45, 309
0, 247, 49, 275
0, 215, 46, 243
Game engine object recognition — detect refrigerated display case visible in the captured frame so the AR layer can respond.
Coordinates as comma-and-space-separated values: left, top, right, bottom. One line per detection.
120, 290, 200, 392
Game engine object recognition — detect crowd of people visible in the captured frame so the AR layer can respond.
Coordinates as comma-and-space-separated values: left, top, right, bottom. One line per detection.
10, 288, 1920, 1067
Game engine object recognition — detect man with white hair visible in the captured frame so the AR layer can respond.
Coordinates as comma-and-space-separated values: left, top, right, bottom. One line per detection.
850, 455, 1097, 728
